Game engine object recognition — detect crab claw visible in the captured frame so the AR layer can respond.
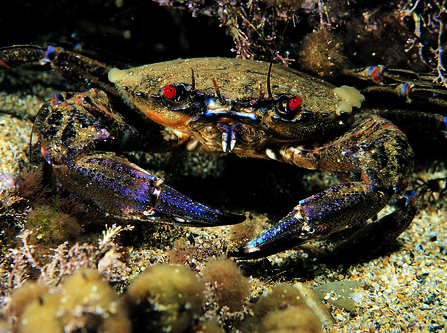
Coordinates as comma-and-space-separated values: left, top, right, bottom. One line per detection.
153, 183, 245, 227
442, 116, 447, 138
0, 45, 45, 70
229, 211, 315, 260
229, 182, 394, 260
52, 154, 244, 228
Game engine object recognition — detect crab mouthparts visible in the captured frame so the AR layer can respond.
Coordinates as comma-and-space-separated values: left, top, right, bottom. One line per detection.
221, 129, 237, 153
213, 120, 246, 153
203, 110, 257, 153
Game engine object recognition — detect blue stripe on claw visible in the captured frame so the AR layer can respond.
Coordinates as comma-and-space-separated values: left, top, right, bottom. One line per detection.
229, 213, 311, 259
40, 45, 57, 65
442, 116, 447, 138
155, 183, 246, 227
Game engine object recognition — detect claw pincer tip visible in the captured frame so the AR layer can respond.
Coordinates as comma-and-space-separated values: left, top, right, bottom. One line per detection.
442, 116, 447, 138
155, 184, 245, 226
229, 215, 306, 259
40, 45, 57, 65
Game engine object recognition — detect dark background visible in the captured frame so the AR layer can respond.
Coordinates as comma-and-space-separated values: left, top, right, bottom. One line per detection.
0, 0, 234, 64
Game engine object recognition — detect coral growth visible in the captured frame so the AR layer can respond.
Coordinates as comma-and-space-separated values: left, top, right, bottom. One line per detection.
124, 264, 205, 333
11, 270, 131, 333
155, 0, 298, 63
0, 166, 47, 238
202, 256, 251, 312
259, 306, 322, 333
26, 198, 82, 245
2, 224, 132, 302
1, 166, 88, 251
237, 284, 322, 332
298, 28, 345, 79
4, 228, 217, 333
14, 166, 46, 200
154, 0, 447, 86
3, 242, 330, 333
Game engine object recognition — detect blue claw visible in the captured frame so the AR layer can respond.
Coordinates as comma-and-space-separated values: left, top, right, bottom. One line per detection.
229, 211, 320, 259
40, 45, 57, 65
58, 155, 245, 227
442, 116, 447, 138
230, 183, 391, 260
154, 183, 246, 227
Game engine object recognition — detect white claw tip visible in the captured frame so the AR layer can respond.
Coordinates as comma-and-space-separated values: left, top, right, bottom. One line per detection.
230, 138, 236, 151
265, 148, 277, 160
245, 246, 260, 254
222, 140, 228, 152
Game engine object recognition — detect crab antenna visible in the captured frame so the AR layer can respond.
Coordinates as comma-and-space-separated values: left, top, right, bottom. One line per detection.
267, 62, 273, 99
190, 67, 195, 91
266, 20, 289, 100
212, 78, 225, 105
266, 12, 274, 99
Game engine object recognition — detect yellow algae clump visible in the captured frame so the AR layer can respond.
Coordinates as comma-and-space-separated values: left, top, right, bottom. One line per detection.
237, 283, 322, 333
298, 29, 345, 79
12, 281, 64, 333
124, 264, 205, 333
259, 306, 322, 333
61, 269, 131, 333
11, 281, 50, 319
16, 288, 65, 333
202, 256, 251, 312
12, 270, 131, 333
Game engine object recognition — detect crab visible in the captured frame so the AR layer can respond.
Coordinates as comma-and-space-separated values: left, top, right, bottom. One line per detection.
1, 45, 446, 260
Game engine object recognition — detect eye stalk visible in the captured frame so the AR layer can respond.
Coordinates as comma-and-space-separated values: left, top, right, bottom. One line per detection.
162, 83, 189, 104
152, 83, 207, 112
276, 95, 301, 120
163, 85, 177, 99
288, 96, 301, 110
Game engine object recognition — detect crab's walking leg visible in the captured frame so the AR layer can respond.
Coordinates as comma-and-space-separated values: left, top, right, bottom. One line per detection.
34, 89, 244, 226
0, 45, 45, 69
344, 66, 447, 107
230, 115, 416, 259
368, 109, 447, 140
0, 45, 118, 97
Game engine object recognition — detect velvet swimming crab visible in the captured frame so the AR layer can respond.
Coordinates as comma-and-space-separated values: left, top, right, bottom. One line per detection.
1, 45, 446, 260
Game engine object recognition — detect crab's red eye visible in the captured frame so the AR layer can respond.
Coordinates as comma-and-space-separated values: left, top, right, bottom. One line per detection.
276, 95, 302, 120
164, 85, 177, 99
288, 96, 301, 110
